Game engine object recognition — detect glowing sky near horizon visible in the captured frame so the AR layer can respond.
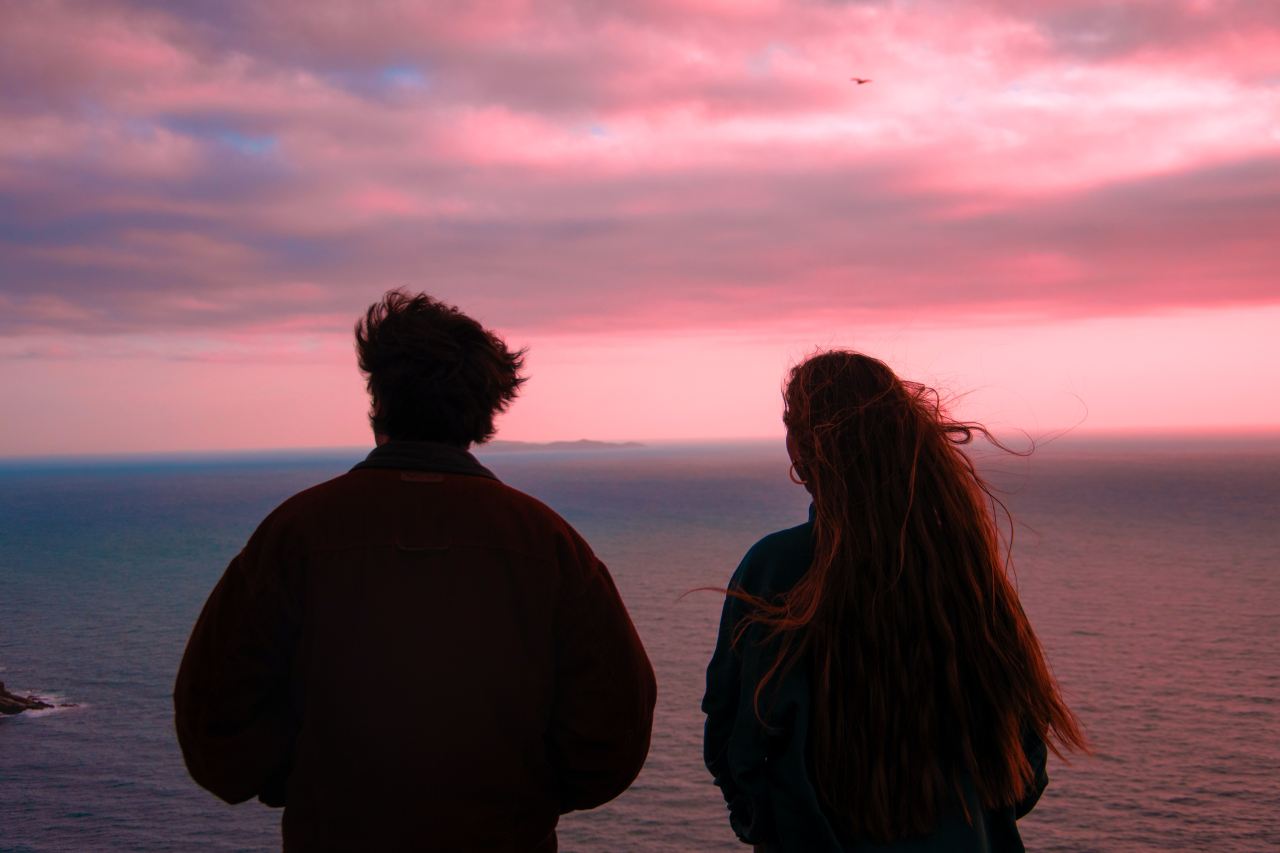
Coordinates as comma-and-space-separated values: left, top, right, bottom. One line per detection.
1, 0, 1278, 454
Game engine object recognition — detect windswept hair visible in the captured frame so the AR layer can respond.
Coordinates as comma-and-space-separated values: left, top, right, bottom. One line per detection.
355, 290, 526, 445
738, 350, 1086, 842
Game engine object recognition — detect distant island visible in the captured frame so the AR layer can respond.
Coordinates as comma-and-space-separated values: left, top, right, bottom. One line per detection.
479, 439, 644, 453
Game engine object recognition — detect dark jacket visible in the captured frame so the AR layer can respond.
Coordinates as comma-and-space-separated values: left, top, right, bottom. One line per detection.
702, 512, 1047, 852
175, 441, 656, 851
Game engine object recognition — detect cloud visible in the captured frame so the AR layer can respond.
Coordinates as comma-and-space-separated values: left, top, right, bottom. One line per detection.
1, 0, 1277, 337
1025, 0, 1280, 66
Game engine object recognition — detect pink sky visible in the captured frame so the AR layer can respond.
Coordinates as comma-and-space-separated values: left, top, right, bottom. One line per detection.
1, 0, 1278, 454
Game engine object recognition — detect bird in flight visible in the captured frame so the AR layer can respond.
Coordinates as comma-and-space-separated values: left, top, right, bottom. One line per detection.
851, 77, 872, 84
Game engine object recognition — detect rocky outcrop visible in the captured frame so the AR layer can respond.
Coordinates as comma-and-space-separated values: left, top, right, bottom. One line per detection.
0, 681, 56, 715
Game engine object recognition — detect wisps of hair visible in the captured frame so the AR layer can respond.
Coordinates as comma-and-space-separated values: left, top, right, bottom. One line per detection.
733, 350, 1086, 842
355, 289, 527, 445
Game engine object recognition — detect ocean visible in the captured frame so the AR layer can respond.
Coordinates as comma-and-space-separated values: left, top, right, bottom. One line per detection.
0, 438, 1277, 852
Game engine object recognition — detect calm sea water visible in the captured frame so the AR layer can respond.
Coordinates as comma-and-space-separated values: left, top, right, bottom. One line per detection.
0, 439, 1277, 852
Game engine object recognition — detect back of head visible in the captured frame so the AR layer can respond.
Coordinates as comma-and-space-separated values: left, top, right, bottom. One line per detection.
783, 351, 914, 508
355, 290, 526, 446
753, 350, 1085, 841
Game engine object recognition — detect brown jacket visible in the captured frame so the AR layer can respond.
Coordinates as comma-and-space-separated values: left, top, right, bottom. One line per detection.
174, 442, 656, 851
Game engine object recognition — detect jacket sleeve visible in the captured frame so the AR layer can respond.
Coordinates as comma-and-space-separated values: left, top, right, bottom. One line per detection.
547, 530, 657, 813
173, 513, 302, 806
702, 556, 772, 845
1014, 727, 1050, 819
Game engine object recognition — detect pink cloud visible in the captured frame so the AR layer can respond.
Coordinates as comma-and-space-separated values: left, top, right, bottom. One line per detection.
0, 0, 1276, 341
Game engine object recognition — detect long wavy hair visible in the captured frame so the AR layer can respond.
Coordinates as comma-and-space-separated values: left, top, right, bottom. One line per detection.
737, 350, 1086, 842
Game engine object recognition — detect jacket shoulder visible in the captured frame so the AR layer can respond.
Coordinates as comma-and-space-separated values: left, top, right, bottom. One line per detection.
250, 472, 356, 530
267, 470, 593, 559
263, 470, 561, 522
732, 521, 814, 598
486, 480, 581, 530
452, 477, 590, 546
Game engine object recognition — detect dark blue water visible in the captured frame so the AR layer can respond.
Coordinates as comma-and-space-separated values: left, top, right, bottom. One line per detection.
1, 439, 1277, 851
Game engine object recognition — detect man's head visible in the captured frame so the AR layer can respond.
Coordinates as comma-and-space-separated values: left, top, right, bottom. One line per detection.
355, 290, 527, 446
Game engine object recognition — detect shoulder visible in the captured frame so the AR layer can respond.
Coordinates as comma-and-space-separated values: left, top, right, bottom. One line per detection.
451, 476, 590, 545
254, 472, 356, 530
248, 472, 348, 530
253, 470, 598, 565
487, 479, 581, 531
269, 470, 567, 528
732, 519, 814, 598
457, 481, 604, 585
744, 520, 813, 562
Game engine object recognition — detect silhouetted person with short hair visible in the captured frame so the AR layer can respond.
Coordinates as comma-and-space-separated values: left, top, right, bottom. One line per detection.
176, 290, 656, 851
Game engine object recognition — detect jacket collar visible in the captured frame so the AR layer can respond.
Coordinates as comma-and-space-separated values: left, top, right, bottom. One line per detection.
352, 440, 498, 480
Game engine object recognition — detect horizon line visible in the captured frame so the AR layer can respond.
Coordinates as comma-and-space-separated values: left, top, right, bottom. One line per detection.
2, 425, 1280, 464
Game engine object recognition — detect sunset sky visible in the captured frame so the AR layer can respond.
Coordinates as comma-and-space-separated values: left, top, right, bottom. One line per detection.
2, 0, 1278, 455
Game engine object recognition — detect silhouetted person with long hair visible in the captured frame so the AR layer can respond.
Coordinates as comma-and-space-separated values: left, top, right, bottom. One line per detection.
175, 290, 656, 851
703, 351, 1086, 852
